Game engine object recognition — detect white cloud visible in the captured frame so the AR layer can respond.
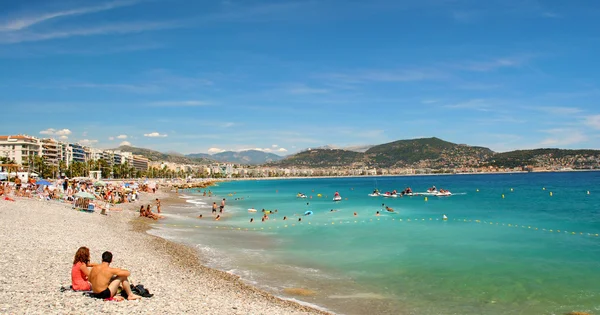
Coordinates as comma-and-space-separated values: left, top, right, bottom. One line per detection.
108, 136, 115, 140
277, 148, 288, 152
208, 148, 226, 154
117, 134, 128, 139
78, 139, 98, 146
120, 141, 132, 146
39, 128, 72, 136
584, 115, 600, 130
144, 132, 167, 138
272, 144, 278, 148
59, 135, 68, 140
444, 99, 492, 112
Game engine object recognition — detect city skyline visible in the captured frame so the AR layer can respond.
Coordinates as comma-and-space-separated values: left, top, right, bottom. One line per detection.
2, 0, 600, 154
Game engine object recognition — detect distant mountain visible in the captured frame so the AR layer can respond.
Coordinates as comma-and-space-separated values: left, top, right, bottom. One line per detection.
116, 145, 214, 165
486, 148, 600, 168
365, 137, 494, 168
272, 137, 494, 168
274, 148, 366, 167
186, 150, 284, 165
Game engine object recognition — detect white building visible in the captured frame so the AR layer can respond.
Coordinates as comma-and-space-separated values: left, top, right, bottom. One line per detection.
0, 135, 42, 167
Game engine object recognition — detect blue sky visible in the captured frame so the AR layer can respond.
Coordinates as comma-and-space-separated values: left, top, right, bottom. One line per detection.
1, 0, 600, 155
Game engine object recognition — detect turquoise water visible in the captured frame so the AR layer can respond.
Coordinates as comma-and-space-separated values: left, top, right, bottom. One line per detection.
152, 172, 600, 315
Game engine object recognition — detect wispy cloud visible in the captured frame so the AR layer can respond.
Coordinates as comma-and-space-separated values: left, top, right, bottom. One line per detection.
585, 115, 600, 130
62, 82, 160, 94
284, 84, 329, 95
0, 0, 141, 32
453, 57, 527, 72
150, 100, 211, 107
322, 68, 445, 84
0, 20, 183, 44
444, 99, 493, 112
119, 141, 132, 146
528, 106, 584, 115
538, 128, 588, 147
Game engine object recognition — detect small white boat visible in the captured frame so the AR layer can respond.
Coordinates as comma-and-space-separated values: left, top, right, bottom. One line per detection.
333, 196, 342, 201
368, 193, 380, 197
297, 194, 307, 198
248, 208, 257, 212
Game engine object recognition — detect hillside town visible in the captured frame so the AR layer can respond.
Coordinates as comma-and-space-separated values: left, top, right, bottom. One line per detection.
1, 134, 599, 181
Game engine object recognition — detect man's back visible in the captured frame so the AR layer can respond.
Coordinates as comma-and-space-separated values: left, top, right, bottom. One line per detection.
89, 264, 127, 294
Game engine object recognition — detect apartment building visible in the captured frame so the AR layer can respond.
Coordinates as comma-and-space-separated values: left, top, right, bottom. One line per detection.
0, 135, 42, 166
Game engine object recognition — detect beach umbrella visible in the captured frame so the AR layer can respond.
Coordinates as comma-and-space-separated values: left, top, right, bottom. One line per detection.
36, 179, 52, 186
94, 181, 106, 187
74, 191, 96, 199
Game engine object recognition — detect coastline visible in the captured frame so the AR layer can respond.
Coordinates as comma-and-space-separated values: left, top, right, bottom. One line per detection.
0, 190, 330, 315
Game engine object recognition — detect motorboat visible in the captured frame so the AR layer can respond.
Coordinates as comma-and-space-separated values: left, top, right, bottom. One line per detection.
333, 195, 342, 201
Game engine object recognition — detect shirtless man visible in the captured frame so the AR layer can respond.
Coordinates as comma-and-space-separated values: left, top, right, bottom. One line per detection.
89, 251, 141, 301
155, 198, 161, 213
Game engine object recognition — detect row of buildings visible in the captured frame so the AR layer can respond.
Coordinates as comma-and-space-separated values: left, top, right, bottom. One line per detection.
0, 135, 149, 172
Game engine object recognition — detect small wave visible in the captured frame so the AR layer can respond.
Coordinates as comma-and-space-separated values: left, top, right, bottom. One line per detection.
186, 199, 207, 205
179, 195, 194, 199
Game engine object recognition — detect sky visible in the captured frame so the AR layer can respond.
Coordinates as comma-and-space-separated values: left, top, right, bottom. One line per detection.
1, 0, 600, 155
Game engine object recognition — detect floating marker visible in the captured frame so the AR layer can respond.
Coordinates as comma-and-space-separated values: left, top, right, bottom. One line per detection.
502, 194, 505, 199
543, 187, 546, 190
424, 197, 428, 202
510, 188, 514, 192
476, 189, 479, 192
550, 192, 553, 197
587, 191, 590, 195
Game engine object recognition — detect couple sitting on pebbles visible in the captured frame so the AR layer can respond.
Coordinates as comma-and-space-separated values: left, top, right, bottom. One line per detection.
72, 247, 141, 301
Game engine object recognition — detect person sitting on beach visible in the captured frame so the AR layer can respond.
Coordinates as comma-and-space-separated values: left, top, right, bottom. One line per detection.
71, 247, 97, 291
89, 251, 141, 301
139, 206, 145, 217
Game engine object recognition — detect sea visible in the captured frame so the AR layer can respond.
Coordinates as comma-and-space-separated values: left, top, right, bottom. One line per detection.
148, 172, 600, 315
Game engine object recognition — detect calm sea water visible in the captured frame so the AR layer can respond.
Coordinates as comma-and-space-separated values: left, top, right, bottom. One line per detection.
150, 172, 600, 315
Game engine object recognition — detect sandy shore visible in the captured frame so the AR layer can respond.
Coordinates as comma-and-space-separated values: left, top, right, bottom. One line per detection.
0, 191, 329, 315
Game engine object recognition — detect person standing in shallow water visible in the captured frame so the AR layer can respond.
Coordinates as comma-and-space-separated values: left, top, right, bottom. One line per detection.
212, 202, 217, 214
220, 198, 225, 213
156, 198, 161, 213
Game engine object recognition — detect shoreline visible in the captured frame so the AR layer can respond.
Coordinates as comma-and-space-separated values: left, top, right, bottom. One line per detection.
132, 192, 334, 315
0, 190, 331, 315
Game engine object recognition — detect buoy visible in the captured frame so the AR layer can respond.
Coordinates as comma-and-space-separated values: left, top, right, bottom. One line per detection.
587, 191, 590, 195
543, 187, 546, 190
549, 192, 553, 197
510, 188, 513, 192
476, 189, 479, 192
424, 197, 428, 202
502, 194, 505, 199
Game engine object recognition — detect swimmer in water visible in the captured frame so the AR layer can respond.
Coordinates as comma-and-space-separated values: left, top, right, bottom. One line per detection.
215, 215, 221, 221
198, 214, 203, 219
442, 214, 448, 221
353, 212, 357, 216
298, 217, 302, 222
250, 218, 254, 223
385, 206, 394, 212
283, 216, 287, 220
376, 211, 380, 216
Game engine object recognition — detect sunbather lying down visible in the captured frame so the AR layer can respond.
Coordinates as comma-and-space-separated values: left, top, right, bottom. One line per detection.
89, 251, 141, 301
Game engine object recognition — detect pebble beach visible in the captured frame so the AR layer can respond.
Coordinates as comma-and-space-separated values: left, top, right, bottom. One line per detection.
0, 191, 330, 315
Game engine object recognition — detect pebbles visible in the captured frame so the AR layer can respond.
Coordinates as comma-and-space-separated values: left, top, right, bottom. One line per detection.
0, 193, 329, 315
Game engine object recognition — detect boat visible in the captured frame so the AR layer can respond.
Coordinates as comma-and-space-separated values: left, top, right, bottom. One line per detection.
296, 193, 307, 198
333, 195, 342, 201
368, 193, 380, 197
248, 208, 257, 212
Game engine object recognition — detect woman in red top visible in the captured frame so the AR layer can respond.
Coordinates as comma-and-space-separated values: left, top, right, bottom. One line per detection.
71, 247, 97, 291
